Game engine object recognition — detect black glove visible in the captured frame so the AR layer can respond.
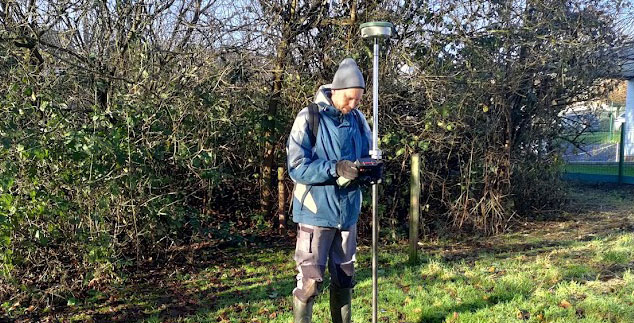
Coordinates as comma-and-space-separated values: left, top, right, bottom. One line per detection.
336, 160, 359, 180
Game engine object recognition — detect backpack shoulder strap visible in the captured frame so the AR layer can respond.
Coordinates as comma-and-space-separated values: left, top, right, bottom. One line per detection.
353, 109, 371, 153
353, 109, 366, 136
307, 103, 320, 146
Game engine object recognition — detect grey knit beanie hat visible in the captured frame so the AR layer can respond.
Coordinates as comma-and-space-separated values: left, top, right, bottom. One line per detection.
331, 58, 365, 90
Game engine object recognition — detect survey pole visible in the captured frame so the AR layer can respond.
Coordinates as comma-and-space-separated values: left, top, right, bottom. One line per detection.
360, 21, 393, 323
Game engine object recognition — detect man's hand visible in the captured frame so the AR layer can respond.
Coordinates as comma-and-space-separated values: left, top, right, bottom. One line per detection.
336, 160, 358, 180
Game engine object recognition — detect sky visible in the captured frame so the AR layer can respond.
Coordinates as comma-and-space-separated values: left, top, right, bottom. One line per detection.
619, 1, 634, 37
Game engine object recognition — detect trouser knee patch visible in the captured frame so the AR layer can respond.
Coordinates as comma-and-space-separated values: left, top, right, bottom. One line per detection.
333, 263, 355, 288
294, 278, 323, 302
295, 264, 325, 302
301, 264, 324, 280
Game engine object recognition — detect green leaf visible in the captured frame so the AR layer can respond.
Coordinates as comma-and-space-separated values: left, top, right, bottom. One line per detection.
0, 235, 10, 247
67, 298, 78, 306
39, 101, 49, 111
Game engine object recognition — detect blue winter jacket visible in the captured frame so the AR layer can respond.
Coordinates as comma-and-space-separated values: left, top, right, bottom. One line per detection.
287, 84, 372, 230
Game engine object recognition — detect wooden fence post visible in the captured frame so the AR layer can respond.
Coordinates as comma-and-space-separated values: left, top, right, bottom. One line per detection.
409, 154, 420, 264
278, 167, 286, 232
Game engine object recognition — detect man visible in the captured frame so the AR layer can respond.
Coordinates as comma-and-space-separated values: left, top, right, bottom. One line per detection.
286, 58, 373, 323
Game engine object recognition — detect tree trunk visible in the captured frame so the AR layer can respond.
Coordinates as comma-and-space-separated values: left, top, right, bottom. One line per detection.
260, 37, 288, 218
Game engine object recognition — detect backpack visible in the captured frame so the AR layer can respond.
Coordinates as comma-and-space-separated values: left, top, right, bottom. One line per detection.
306, 103, 366, 147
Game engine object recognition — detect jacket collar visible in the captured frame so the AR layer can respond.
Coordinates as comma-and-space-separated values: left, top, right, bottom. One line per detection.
314, 84, 343, 119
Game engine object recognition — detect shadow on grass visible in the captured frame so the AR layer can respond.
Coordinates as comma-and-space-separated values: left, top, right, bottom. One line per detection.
52, 244, 299, 323
349, 256, 536, 323
416, 301, 488, 323
34, 183, 634, 322
435, 213, 634, 264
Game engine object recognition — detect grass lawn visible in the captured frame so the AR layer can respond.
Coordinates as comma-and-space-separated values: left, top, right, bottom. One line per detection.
563, 164, 634, 177
5, 184, 634, 322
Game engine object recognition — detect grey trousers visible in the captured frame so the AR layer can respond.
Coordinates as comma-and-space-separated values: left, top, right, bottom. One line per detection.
292, 223, 357, 302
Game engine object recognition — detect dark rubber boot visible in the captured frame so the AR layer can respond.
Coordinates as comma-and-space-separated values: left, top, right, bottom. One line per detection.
293, 295, 314, 323
330, 287, 352, 323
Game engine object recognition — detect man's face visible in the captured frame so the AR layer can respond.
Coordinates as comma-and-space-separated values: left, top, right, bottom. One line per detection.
331, 88, 364, 115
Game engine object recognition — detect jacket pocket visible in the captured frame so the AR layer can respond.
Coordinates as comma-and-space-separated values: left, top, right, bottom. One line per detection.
300, 185, 312, 211
297, 225, 314, 253
294, 183, 309, 204
294, 183, 316, 213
